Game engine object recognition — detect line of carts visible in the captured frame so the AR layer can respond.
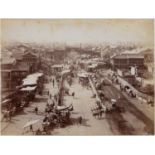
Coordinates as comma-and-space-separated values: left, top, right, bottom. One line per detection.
89, 76, 125, 118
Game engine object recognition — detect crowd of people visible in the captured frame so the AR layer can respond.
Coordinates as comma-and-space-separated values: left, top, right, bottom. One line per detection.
28, 74, 75, 135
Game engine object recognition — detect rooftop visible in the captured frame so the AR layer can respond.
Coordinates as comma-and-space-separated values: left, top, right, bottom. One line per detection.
12, 51, 24, 60
23, 51, 38, 57
12, 62, 29, 71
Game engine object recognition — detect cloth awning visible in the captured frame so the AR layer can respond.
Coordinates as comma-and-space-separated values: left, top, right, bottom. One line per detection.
56, 103, 73, 111
111, 99, 117, 103
52, 65, 63, 68
23, 119, 40, 129
88, 64, 98, 69
61, 70, 70, 75
56, 105, 66, 111
20, 86, 37, 91
27, 73, 43, 78
22, 72, 43, 86
23, 78, 37, 85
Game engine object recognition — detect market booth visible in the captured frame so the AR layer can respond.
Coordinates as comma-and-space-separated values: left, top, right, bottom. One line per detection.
20, 86, 37, 106
52, 64, 63, 73
77, 71, 90, 86
22, 72, 43, 93
1, 73, 44, 117
87, 64, 98, 72
61, 69, 71, 77
1, 90, 23, 115
20, 72, 44, 105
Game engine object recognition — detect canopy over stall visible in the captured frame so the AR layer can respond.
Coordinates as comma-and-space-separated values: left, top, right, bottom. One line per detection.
23, 78, 37, 86
61, 69, 70, 76
20, 86, 37, 91
22, 72, 43, 86
52, 64, 63, 68
23, 119, 41, 130
88, 64, 98, 69
26, 72, 43, 79
56, 103, 73, 111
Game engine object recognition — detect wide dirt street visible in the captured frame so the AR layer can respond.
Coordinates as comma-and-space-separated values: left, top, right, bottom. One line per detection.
51, 77, 154, 135
1, 76, 154, 135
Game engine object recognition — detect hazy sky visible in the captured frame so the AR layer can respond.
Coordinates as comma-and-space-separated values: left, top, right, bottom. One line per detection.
1, 19, 154, 45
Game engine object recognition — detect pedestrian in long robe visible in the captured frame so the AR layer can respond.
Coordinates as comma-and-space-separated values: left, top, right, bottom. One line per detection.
34, 107, 38, 114
53, 79, 55, 87
79, 116, 82, 124
30, 125, 33, 132
72, 92, 75, 98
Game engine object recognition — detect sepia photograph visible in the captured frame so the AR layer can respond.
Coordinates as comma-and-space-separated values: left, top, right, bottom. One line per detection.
0, 19, 154, 135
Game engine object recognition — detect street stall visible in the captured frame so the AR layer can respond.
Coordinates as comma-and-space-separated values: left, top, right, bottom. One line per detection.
22, 72, 43, 86
55, 103, 73, 112
20, 86, 37, 91
61, 69, 71, 78
23, 119, 41, 135
89, 76, 107, 116
55, 103, 73, 126
78, 72, 90, 87
22, 72, 44, 94
43, 101, 73, 129
90, 72, 121, 114
87, 64, 98, 72
20, 86, 37, 105
1, 90, 24, 117
19, 73, 43, 108
52, 64, 63, 73
22, 77, 37, 86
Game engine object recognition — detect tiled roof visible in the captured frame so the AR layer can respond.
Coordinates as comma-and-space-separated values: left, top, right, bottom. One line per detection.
12, 52, 24, 60
12, 62, 29, 71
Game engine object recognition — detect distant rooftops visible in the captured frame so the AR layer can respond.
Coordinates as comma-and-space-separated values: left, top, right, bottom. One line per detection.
111, 47, 152, 59
113, 54, 144, 59
123, 48, 143, 54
